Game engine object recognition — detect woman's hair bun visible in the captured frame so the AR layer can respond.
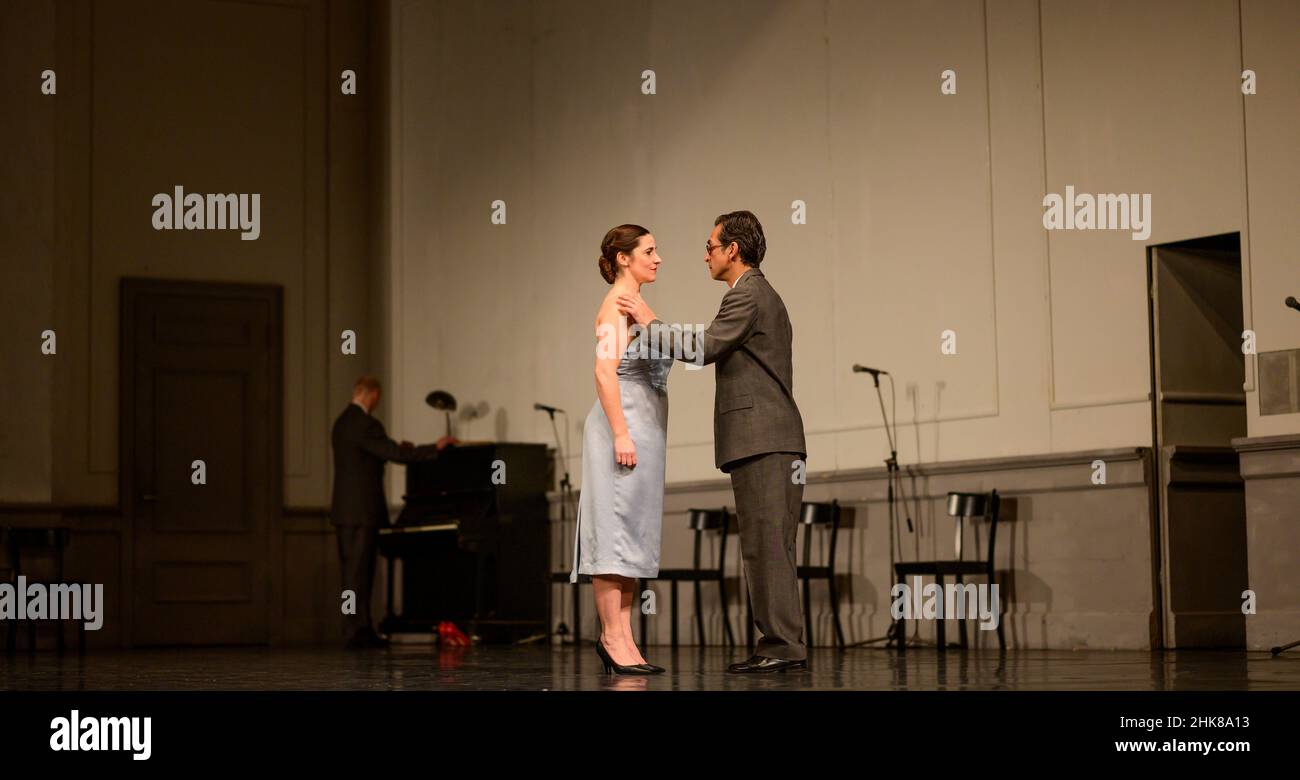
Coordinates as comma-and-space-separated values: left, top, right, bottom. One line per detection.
598, 253, 617, 284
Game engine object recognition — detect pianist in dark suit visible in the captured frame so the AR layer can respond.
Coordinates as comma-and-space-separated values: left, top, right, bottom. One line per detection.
331, 375, 456, 649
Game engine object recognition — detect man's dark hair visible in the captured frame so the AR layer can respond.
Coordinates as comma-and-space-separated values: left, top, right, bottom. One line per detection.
714, 210, 766, 268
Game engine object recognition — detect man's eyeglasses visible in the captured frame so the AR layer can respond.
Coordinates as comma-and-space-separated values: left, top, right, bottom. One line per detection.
705, 241, 726, 254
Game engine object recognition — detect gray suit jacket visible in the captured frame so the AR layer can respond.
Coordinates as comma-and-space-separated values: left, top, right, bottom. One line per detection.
648, 267, 806, 471
330, 404, 440, 526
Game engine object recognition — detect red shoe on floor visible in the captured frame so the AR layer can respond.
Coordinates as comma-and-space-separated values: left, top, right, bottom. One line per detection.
438, 621, 470, 646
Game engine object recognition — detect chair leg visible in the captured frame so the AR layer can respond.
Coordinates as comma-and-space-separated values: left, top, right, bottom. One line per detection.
801, 575, 813, 649
693, 580, 705, 647
895, 571, 906, 652
670, 581, 679, 649
639, 580, 649, 645
941, 572, 951, 652
995, 574, 1007, 651
385, 556, 396, 629
745, 590, 754, 652
572, 583, 582, 646
718, 576, 735, 647
956, 575, 968, 650
56, 548, 67, 655
827, 574, 845, 648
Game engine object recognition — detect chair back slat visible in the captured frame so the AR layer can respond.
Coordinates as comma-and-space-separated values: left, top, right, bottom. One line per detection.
985, 491, 1001, 567
796, 500, 840, 568
944, 491, 999, 563
799, 502, 836, 525
686, 508, 731, 572
688, 509, 728, 532
946, 492, 989, 518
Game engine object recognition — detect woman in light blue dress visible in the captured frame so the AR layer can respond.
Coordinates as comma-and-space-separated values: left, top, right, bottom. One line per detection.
571, 224, 672, 675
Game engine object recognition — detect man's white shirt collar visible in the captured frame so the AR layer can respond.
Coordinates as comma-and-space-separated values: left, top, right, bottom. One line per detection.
729, 268, 749, 289
352, 400, 369, 415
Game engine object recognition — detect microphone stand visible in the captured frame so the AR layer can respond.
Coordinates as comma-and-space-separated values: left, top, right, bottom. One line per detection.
848, 371, 915, 649
540, 407, 577, 644
1272, 639, 1300, 656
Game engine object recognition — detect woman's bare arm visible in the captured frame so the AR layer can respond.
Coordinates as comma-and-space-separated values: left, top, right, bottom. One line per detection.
593, 301, 636, 467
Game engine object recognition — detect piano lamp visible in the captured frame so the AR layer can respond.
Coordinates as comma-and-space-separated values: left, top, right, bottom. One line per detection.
424, 390, 457, 437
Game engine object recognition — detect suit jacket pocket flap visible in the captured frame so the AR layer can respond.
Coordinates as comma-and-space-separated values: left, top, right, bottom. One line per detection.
720, 394, 753, 413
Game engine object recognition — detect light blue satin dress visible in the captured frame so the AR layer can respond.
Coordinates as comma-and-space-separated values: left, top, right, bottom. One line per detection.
571, 331, 673, 581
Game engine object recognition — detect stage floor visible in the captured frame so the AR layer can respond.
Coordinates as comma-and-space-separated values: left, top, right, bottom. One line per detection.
2, 644, 1297, 691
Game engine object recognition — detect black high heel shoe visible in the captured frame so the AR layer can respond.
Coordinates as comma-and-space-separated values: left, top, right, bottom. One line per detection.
595, 635, 658, 676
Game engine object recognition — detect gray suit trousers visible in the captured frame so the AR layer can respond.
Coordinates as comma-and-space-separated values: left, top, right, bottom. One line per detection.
729, 451, 807, 661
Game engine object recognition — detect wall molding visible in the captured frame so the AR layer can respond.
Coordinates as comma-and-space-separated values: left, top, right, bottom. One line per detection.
1232, 432, 1300, 454
548, 444, 1159, 650
549, 445, 1148, 505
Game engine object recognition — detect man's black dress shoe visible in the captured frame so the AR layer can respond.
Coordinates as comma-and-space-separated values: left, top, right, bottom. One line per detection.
727, 655, 808, 673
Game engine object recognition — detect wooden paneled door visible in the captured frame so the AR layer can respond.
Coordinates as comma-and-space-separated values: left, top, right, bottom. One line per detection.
121, 279, 282, 646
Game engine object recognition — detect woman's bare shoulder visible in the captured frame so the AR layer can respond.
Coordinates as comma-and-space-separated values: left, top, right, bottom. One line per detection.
594, 294, 622, 331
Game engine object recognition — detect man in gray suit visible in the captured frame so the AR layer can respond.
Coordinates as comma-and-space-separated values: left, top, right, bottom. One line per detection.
331, 376, 456, 648
617, 210, 808, 672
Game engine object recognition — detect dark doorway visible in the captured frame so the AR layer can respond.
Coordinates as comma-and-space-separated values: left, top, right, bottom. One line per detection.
1146, 233, 1248, 648
120, 279, 282, 646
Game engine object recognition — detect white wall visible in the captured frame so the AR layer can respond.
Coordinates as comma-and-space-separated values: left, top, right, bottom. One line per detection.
384, 0, 1300, 488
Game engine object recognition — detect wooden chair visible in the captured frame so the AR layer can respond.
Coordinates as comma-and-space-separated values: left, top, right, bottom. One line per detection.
2, 527, 87, 655
796, 500, 846, 648
894, 490, 1005, 651
644, 508, 735, 647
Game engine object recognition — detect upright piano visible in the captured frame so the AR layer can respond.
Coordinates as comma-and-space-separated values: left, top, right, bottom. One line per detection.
377, 442, 550, 643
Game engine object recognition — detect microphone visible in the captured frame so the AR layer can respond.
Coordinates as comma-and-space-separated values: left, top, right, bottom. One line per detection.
1286, 296, 1300, 312
852, 364, 889, 378
534, 403, 563, 414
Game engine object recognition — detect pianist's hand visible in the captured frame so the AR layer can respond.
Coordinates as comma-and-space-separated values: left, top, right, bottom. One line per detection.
435, 435, 459, 450
399, 440, 414, 449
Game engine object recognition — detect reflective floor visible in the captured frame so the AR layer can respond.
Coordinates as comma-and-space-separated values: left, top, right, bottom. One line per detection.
2, 644, 1297, 691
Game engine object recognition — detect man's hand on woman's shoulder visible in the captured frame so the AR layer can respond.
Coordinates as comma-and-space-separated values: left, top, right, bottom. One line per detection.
615, 293, 655, 326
